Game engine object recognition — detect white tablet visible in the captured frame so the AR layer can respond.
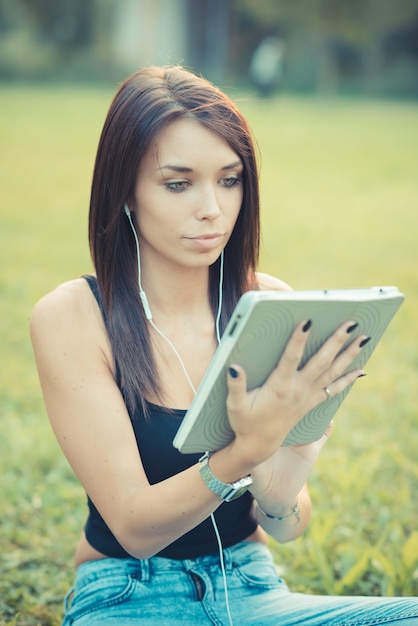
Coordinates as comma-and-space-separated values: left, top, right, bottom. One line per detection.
173, 286, 404, 453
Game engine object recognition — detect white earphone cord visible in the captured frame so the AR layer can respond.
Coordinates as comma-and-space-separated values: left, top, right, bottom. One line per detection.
124, 205, 233, 625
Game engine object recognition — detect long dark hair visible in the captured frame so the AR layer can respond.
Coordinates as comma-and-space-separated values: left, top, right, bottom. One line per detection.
89, 66, 260, 415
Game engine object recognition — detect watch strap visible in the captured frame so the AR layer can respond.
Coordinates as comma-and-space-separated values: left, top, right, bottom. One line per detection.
198, 451, 253, 502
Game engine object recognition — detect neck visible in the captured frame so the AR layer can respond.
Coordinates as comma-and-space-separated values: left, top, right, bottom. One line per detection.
140, 265, 220, 402
146, 272, 210, 315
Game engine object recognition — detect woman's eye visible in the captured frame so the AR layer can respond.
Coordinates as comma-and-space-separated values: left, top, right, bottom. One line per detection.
222, 176, 242, 188
166, 181, 188, 192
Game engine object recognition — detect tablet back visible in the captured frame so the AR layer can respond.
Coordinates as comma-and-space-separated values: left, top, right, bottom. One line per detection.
173, 287, 404, 453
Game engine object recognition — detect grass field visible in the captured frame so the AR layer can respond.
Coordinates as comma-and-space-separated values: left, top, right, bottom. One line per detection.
0, 84, 417, 625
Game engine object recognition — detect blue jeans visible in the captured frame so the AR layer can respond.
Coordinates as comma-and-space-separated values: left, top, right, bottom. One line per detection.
63, 541, 418, 625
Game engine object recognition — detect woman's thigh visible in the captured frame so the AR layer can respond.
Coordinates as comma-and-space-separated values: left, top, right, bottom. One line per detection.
234, 588, 418, 626
221, 543, 418, 626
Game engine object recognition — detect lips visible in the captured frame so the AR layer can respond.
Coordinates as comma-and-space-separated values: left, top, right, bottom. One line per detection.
194, 233, 221, 239
186, 233, 224, 250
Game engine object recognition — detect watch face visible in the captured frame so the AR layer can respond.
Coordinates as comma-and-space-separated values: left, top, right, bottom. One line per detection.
237, 475, 253, 488
225, 486, 247, 501
225, 475, 253, 501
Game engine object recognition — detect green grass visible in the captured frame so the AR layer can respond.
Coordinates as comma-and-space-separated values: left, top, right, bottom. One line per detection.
1, 85, 417, 624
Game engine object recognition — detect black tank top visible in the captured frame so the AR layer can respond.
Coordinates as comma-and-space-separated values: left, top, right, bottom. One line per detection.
83, 275, 257, 559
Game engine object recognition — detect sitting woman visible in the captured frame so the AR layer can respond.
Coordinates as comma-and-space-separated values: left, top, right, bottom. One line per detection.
30, 65, 418, 625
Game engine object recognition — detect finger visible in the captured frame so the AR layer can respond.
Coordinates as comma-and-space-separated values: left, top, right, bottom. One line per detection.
273, 319, 312, 377
225, 364, 248, 416
321, 368, 366, 403
301, 320, 360, 378
324, 335, 370, 380
319, 334, 370, 385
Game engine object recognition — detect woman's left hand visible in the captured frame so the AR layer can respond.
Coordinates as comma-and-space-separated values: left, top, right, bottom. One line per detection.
249, 422, 333, 509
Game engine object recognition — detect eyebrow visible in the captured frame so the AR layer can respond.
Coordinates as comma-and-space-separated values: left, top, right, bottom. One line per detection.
157, 160, 243, 173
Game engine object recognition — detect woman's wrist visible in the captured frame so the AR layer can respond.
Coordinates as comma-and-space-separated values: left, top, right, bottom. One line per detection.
256, 500, 300, 524
208, 442, 257, 484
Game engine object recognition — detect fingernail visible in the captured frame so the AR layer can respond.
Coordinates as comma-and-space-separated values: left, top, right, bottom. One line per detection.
347, 322, 359, 334
357, 372, 367, 378
229, 367, 239, 378
359, 337, 371, 348
302, 320, 312, 333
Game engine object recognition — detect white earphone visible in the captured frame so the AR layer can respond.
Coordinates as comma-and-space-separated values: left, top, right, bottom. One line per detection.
124, 202, 232, 624
124, 204, 152, 320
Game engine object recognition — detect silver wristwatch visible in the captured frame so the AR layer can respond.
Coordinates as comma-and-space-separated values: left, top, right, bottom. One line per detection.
198, 451, 253, 502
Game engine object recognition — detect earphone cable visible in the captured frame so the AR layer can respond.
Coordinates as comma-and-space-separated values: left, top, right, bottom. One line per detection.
215, 250, 224, 343
126, 205, 233, 625
210, 513, 234, 626
149, 319, 197, 395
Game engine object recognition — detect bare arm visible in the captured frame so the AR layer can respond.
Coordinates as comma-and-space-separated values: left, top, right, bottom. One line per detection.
30, 280, 230, 559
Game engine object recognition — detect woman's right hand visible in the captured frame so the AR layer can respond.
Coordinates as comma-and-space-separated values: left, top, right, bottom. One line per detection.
225, 319, 368, 467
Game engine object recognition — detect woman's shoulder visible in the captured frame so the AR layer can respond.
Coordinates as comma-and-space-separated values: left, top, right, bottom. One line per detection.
255, 271, 293, 292
30, 277, 100, 339
31, 277, 91, 319
30, 275, 113, 374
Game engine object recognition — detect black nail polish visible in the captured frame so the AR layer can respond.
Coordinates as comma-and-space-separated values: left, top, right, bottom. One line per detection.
302, 320, 312, 333
359, 337, 371, 348
229, 367, 239, 378
347, 322, 359, 334
357, 372, 367, 378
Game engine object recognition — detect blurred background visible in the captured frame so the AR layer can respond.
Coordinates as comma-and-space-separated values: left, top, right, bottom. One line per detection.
1, 0, 418, 97
1, 3, 418, 623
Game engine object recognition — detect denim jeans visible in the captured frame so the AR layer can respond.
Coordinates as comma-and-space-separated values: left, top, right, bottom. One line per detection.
62, 541, 418, 626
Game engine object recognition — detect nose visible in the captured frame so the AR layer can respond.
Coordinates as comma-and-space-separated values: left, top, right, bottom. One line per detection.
196, 185, 222, 221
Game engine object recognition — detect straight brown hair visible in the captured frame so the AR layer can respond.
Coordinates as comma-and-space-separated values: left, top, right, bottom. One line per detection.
89, 66, 260, 415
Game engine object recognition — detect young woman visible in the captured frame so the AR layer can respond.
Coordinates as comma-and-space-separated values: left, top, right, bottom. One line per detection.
30, 66, 418, 625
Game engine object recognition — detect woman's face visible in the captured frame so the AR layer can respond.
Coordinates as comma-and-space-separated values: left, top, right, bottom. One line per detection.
133, 118, 243, 273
